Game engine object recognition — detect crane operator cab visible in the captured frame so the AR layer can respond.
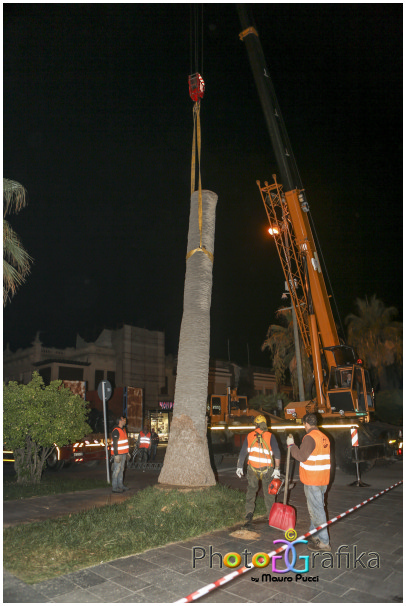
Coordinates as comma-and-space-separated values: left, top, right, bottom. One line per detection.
325, 345, 374, 421
209, 389, 248, 424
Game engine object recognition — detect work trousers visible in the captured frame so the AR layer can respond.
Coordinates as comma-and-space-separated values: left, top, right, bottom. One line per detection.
112, 454, 126, 490
246, 465, 275, 517
139, 448, 149, 468
303, 484, 329, 544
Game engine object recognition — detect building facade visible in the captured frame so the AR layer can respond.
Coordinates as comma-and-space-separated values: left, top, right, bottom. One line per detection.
3, 325, 166, 413
4, 329, 287, 438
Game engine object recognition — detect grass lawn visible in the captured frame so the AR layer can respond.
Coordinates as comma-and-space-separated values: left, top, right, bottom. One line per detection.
3, 484, 266, 584
3, 474, 110, 501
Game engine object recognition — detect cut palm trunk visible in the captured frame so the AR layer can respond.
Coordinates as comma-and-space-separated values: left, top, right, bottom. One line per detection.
158, 189, 218, 487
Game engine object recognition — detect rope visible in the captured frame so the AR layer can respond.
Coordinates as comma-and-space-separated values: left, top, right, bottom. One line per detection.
175, 479, 403, 603
188, 101, 213, 264
188, 6, 211, 263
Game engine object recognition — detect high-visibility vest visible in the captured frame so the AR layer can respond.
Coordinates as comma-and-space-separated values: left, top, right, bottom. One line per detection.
299, 429, 331, 486
110, 427, 129, 455
139, 431, 151, 449
247, 429, 273, 469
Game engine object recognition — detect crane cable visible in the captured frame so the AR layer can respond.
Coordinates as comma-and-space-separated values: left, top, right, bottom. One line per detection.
186, 6, 213, 264
190, 3, 203, 79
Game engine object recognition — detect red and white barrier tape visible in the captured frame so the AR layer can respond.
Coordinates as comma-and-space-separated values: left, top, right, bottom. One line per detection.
175, 479, 403, 603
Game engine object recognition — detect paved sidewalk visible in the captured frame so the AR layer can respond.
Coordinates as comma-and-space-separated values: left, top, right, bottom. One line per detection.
3, 462, 403, 603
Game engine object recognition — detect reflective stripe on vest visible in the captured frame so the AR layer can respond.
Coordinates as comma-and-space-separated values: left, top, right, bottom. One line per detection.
111, 427, 129, 455
139, 432, 151, 448
247, 429, 273, 468
299, 429, 330, 486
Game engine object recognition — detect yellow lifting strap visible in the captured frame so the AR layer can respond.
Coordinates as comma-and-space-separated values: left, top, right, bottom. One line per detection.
187, 102, 213, 264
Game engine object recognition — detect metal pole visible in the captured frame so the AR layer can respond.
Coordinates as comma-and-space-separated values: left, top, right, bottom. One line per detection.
291, 298, 305, 401
349, 427, 369, 487
354, 446, 361, 482
284, 280, 305, 402
102, 381, 111, 484
349, 445, 369, 487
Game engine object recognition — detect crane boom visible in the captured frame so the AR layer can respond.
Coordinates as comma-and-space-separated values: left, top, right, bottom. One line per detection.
206, 7, 397, 478
237, 4, 339, 400
236, 4, 301, 192
204, 6, 397, 478
237, 4, 375, 422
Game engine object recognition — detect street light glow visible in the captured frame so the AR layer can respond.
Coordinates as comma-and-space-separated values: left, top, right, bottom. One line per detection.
268, 226, 279, 236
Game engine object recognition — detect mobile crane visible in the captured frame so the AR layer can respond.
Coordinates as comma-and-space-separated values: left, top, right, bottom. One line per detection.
208, 388, 283, 458
236, 5, 396, 472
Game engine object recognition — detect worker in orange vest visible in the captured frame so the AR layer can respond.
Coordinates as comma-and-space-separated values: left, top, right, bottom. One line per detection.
111, 416, 130, 493
236, 414, 281, 528
287, 412, 331, 551
137, 426, 152, 471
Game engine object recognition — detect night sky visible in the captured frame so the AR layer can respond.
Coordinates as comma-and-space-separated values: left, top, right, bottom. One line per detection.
3, 4, 403, 367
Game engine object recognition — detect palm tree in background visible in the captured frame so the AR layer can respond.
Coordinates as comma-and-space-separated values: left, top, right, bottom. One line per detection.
345, 295, 402, 390
262, 307, 312, 400
3, 178, 33, 305
158, 189, 218, 487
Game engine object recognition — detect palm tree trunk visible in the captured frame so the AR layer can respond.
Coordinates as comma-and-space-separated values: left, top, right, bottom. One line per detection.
158, 189, 218, 487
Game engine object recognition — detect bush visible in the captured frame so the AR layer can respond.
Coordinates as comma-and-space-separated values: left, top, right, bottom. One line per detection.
3, 372, 92, 484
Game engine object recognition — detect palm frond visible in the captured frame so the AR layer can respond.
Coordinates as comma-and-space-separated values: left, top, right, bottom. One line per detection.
3, 179, 28, 217
3, 214, 33, 305
345, 295, 402, 373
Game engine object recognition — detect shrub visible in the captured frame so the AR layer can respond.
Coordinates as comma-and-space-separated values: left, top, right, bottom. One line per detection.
4, 372, 91, 484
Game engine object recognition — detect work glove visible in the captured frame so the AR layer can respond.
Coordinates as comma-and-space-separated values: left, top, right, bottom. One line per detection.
126, 453, 131, 461
272, 468, 281, 479
236, 467, 244, 478
286, 434, 295, 447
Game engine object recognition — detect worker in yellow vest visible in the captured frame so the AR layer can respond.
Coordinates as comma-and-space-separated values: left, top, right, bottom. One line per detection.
236, 414, 281, 528
287, 412, 331, 551
111, 416, 130, 493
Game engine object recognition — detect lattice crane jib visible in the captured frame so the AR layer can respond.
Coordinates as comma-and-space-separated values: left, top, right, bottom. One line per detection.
258, 176, 340, 374
257, 177, 311, 357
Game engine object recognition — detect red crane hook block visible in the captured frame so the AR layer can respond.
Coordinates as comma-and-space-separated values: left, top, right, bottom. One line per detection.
188, 73, 205, 102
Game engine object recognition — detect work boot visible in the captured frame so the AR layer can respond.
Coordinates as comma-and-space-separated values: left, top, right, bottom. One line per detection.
307, 537, 331, 552
112, 488, 123, 494
243, 512, 254, 528
119, 485, 130, 491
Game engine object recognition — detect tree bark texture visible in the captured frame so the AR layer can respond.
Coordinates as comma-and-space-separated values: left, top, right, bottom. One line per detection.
159, 190, 218, 486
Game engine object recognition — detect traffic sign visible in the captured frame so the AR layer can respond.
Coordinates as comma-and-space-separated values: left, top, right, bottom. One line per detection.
97, 380, 112, 401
